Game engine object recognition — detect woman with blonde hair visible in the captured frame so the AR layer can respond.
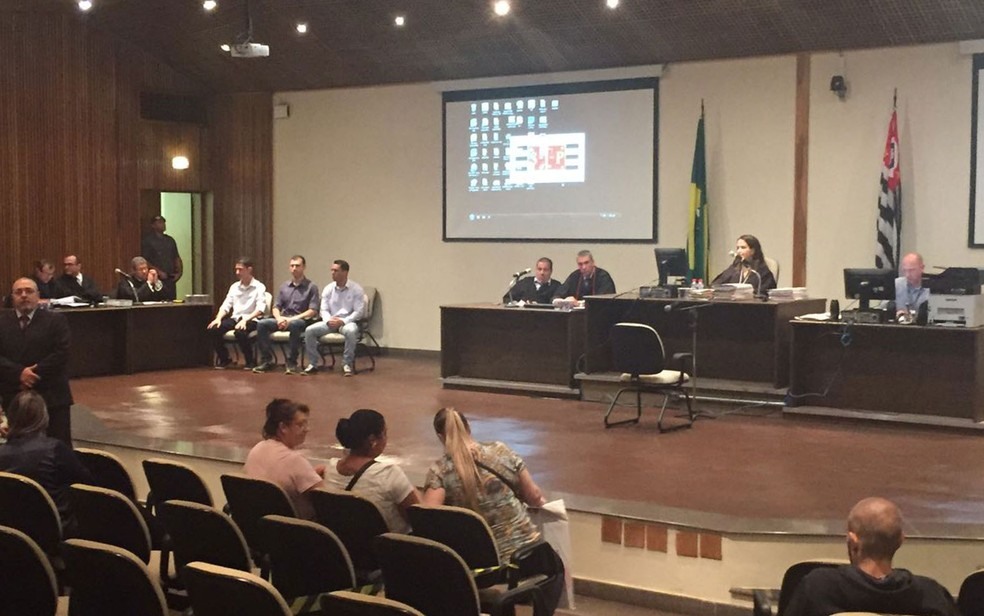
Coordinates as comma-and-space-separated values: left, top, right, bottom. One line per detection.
422, 407, 563, 615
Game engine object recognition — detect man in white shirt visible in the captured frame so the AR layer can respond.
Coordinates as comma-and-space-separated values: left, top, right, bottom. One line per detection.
302, 259, 365, 377
894, 252, 930, 319
206, 257, 267, 369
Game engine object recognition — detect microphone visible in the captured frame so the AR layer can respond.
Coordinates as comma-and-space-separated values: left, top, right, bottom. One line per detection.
512, 268, 532, 278
114, 268, 133, 281
728, 250, 738, 258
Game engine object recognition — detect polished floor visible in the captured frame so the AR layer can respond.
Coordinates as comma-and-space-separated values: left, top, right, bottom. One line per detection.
72, 354, 984, 538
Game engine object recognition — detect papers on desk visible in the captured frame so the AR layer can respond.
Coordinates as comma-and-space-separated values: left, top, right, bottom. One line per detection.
768, 287, 809, 301
49, 296, 90, 308
794, 312, 832, 321
712, 283, 754, 301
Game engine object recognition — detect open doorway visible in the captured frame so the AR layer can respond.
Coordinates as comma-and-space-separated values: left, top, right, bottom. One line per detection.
139, 190, 210, 299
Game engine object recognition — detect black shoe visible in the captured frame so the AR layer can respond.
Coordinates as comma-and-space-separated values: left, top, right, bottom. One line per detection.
252, 362, 274, 373
242, 364, 256, 371
214, 358, 233, 370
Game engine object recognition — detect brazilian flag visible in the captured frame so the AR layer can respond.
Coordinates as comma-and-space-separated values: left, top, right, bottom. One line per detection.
687, 106, 708, 282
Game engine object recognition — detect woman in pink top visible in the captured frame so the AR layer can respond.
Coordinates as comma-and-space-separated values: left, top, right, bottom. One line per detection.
244, 398, 324, 519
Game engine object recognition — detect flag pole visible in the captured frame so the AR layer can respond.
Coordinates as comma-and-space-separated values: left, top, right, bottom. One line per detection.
893, 88, 897, 110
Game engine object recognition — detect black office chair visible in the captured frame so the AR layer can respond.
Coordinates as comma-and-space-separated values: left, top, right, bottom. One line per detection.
0, 525, 60, 616
753, 559, 846, 616
603, 322, 694, 432
958, 570, 984, 616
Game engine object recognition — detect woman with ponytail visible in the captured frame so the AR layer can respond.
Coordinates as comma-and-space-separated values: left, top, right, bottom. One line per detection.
423, 407, 564, 615
323, 408, 419, 532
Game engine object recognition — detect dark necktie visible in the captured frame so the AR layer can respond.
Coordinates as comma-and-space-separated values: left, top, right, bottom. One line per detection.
19, 314, 29, 330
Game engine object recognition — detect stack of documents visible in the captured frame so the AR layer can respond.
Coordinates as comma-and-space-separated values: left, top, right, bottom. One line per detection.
768, 287, 809, 300
712, 283, 754, 300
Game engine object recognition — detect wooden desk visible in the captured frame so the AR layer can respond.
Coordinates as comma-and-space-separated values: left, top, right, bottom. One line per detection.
584, 294, 826, 388
789, 321, 984, 421
441, 304, 586, 389
60, 303, 213, 377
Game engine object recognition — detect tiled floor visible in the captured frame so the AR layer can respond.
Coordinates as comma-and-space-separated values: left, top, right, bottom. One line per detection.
72, 354, 984, 538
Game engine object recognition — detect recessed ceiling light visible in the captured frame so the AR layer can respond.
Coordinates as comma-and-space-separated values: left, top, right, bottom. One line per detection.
77, 0, 93, 11
394, 15, 405, 27
220, 44, 231, 52
202, 0, 217, 11
295, 22, 308, 34
493, 0, 510, 17
606, 0, 619, 8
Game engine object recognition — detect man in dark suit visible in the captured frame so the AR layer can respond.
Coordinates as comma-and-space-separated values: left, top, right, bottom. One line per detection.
0, 278, 74, 446
116, 256, 168, 302
553, 250, 616, 302
31, 259, 60, 301
503, 257, 561, 304
56, 254, 102, 303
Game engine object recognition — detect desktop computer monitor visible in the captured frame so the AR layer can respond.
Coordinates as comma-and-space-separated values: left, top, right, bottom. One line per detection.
654, 248, 689, 287
844, 268, 896, 310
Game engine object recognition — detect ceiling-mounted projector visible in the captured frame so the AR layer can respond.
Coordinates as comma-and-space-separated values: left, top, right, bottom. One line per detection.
231, 42, 269, 58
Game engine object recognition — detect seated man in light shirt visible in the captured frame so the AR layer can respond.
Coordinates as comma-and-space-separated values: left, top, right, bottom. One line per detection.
895, 252, 929, 319
302, 259, 365, 377
206, 256, 268, 370
252, 255, 320, 375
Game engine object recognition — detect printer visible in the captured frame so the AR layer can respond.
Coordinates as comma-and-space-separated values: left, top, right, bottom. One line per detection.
925, 268, 984, 327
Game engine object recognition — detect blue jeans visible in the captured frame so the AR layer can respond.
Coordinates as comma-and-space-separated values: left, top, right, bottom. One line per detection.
255, 317, 310, 365
304, 321, 360, 367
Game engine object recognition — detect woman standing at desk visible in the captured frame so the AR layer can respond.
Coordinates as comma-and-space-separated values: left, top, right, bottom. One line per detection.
711, 234, 777, 295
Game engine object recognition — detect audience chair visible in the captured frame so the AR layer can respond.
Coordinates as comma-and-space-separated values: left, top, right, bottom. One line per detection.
184, 561, 292, 616
222, 291, 273, 365
407, 504, 556, 614
407, 504, 549, 587
320, 590, 425, 616
158, 500, 253, 578
310, 488, 390, 584
259, 514, 358, 609
62, 538, 168, 616
959, 570, 984, 616
0, 525, 60, 616
603, 322, 694, 432
0, 471, 62, 557
220, 473, 296, 576
75, 448, 164, 549
142, 457, 214, 508
74, 447, 138, 502
316, 286, 380, 373
374, 532, 544, 616
70, 483, 152, 564
143, 457, 213, 588
753, 559, 846, 616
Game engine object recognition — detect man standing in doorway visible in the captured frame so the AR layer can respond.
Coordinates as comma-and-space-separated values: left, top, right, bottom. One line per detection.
141, 215, 183, 301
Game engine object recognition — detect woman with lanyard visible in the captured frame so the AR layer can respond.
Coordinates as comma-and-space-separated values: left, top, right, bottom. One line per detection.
322, 408, 419, 533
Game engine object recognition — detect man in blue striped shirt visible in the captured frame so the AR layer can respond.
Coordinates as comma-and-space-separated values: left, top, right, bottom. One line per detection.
302, 260, 365, 377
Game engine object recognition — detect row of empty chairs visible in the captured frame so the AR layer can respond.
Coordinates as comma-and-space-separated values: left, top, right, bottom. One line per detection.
0, 448, 559, 615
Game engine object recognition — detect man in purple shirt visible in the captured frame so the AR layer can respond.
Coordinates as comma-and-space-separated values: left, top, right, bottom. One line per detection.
252, 256, 320, 375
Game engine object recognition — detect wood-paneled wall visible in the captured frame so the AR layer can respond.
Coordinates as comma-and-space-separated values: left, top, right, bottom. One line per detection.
0, 10, 272, 302
206, 93, 274, 301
